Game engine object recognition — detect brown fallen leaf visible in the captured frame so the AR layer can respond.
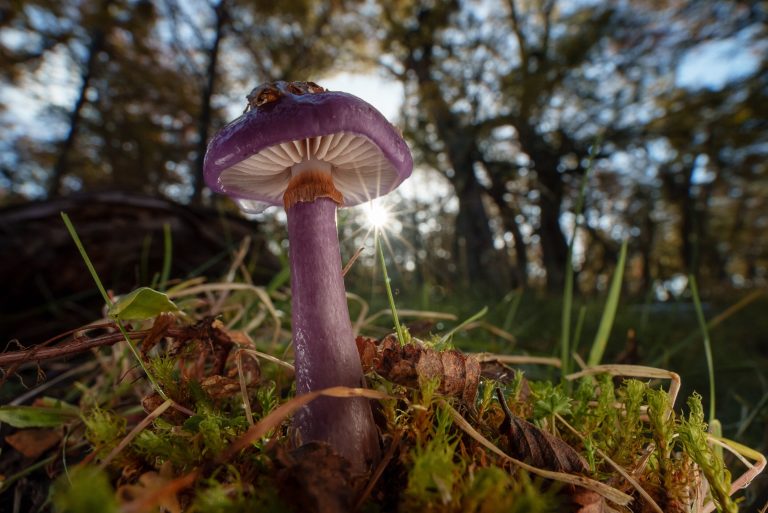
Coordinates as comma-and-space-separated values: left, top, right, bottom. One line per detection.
572, 487, 618, 512
200, 374, 242, 399
497, 388, 588, 474
356, 335, 480, 403
117, 461, 182, 513
5, 429, 61, 459
139, 312, 175, 356
496, 389, 610, 512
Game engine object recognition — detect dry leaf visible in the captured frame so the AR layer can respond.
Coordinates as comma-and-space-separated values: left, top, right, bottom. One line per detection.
442, 400, 632, 506
496, 389, 612, 512
5, 429, 61, 459
200, 374, 241, 399
356, 335, 480, 403
572, 487, 618, 512
497, 388, 587, 474
117, 461, 182, 513
139, 312, 175, 355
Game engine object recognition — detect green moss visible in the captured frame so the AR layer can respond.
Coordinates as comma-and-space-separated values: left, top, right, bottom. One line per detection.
460, 467, 559, 513
678, 394, 736, 513
82, 408, 126, 458
529, 381, 572, 435
132, 419, 200, 469
51, 466, 118, 513
405, 408, 462, 508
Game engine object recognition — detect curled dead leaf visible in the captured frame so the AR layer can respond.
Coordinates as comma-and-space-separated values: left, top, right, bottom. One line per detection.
117, 461, 183, 513
356, 335, 480, 403
496, 389, 613, 512
200, 374, 242, 399
498, 394, 588, 474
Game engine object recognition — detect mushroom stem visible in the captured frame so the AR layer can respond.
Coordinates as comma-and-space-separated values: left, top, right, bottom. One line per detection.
286, 172, 379, 471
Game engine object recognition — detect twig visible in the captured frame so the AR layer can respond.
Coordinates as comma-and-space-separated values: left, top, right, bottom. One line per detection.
98, 398, 174, 469
10, 361, 99, 405
0, 331, 128, 366
0, 326, 200, 366
0, 321, 115, 384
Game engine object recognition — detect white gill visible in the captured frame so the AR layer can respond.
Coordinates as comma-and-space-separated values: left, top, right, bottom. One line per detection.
220, 132, 398, 209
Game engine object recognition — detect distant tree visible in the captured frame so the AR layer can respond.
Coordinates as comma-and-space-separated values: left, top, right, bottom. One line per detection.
170, 0, 368, 204
0, 0, 366, 202
367, 0, 766, 292
647, 60, 768, 284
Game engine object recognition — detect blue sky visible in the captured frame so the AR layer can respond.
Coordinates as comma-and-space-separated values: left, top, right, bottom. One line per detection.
676, 25, 767, 90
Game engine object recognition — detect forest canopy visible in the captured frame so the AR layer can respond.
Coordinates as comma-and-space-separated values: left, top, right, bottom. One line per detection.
1, 0, 766, 294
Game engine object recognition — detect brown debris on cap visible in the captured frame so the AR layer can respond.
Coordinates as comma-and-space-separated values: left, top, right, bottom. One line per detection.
246, 81, 326, 111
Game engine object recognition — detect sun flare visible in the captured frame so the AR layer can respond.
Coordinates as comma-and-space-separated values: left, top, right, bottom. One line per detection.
364, 201, 393, 230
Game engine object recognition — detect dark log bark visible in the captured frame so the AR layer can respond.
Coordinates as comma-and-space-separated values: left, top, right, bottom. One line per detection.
0, 192, 279, 344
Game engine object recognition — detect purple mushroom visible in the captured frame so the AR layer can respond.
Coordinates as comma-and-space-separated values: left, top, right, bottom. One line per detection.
204, 81, 413, 471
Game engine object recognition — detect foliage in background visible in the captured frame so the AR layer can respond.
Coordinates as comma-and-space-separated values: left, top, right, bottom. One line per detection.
1, 0, 766, 295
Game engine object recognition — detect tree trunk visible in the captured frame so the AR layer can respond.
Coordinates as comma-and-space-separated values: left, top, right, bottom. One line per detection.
534, 158, 569, 291
453, 170, 509, 291
191, 0, 226, 205
48, 21, 107, 197
406, 40, 511, 292
487, 180, 527, 288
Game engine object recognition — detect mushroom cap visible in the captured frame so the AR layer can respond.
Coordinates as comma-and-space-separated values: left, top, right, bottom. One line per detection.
204, 81, 413, 212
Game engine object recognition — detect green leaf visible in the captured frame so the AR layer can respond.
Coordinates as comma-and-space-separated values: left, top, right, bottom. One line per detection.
0, 405, 78, 428
108, 287, 178, 321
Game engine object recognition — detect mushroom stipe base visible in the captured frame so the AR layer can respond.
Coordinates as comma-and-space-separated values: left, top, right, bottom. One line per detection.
286, 193, 380, 471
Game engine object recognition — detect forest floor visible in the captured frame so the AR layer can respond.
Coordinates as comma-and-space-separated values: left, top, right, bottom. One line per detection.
0, 234, 766, 512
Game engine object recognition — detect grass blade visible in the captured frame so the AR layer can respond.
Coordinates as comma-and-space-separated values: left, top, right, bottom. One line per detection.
159, 222, 172, 291
689, 274, 716, 424
571, 304, 587, 358
587, 238, 628, 367
439, 306, 488, 345
61, 212, 168, 401
61, 213, 111, 305
376, 231, 407, 345
501, 289, 523, 333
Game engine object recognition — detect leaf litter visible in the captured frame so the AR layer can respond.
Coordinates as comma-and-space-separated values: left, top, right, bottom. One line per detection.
0, 280, 764, 512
